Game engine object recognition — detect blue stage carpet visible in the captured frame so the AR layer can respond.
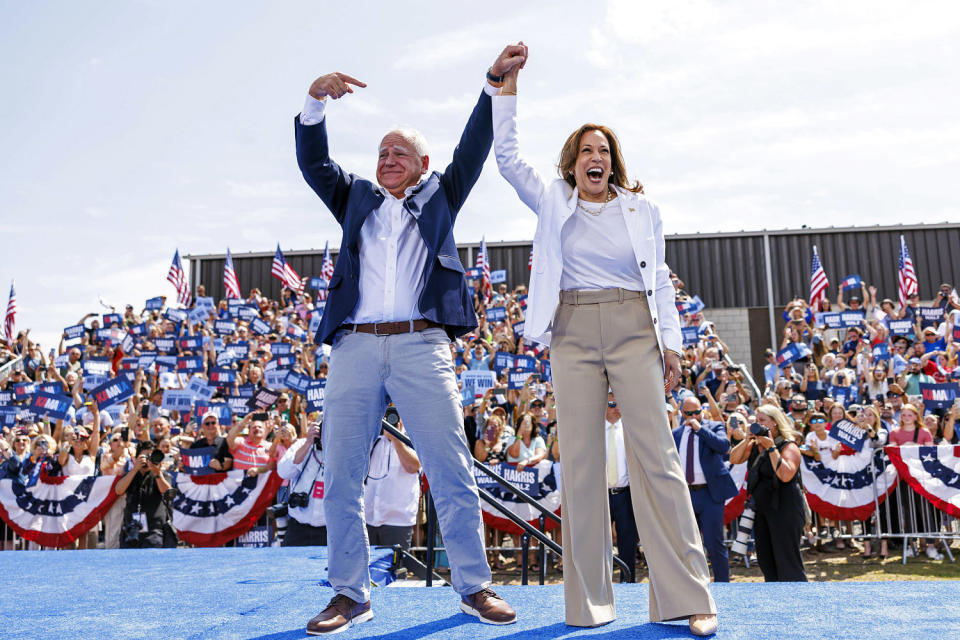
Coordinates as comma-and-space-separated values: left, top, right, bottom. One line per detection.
0, 547, 956, 639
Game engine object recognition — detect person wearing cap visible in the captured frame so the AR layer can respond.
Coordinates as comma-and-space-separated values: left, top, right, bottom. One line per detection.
835, 280, 869, 312
190, 412, 233, 471
762, 349, 779, 389
902, 355, 934, 396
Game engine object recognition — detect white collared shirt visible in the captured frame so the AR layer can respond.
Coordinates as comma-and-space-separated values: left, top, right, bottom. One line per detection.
605, 419, 630, 489
364, 434, 420, 527
300, 83, 498, 324
678, 425, 706, 485
276, 438, 326, 527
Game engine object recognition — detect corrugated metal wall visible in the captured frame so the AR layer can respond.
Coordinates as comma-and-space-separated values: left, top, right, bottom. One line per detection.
188, 224, 960, 307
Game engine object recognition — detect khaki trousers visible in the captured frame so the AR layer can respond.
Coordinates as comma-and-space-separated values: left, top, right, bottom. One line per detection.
551, 289, 716, 626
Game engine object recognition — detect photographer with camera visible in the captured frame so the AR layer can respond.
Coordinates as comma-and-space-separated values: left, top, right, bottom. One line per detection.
364, 408, 421, 551
115, 439, 177, 548
729, 405, 806, 581
275, 416, 326, 546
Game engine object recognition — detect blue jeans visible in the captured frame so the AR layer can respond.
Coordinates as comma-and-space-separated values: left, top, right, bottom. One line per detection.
322, 328, 491, 602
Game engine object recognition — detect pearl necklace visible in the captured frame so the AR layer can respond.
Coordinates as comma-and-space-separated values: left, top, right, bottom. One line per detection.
577, 189, 616, 216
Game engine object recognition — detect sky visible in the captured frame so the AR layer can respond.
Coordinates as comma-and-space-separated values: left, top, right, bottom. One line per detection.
2, 0, 959, 351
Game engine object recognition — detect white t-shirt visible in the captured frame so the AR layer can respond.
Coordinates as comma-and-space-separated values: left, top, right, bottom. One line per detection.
559, 197, 645, 291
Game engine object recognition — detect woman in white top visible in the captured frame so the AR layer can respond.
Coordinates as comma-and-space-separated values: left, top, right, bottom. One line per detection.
490, 49, 716, 635
54, 408, 101, 548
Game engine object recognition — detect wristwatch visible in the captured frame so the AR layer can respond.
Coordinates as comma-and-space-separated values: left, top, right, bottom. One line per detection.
486, 67, 504, 86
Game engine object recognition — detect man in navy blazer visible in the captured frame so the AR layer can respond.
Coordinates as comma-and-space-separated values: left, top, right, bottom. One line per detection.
293, 45, 526, 636
673, 397, 738, 582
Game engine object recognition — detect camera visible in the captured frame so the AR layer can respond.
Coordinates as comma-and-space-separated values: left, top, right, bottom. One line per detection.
288, 492, 309, 509
384, 406, 400, 427
750, 423, 769, 438
730, 507, 755, 556
122, 520, 141, 545
149, 449, 165, 465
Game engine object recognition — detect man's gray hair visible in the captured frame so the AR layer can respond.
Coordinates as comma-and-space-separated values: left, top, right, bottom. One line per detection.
383, 126, 429, 158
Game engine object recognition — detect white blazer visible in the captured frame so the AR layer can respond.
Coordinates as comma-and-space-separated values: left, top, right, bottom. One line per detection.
492, 94, 682, 357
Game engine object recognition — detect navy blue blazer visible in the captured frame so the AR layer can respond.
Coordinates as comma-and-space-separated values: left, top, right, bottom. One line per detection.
295, 90, 493, 345
672, 420, 739, 504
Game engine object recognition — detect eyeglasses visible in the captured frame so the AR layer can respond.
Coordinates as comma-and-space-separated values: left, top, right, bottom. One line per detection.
682, 410, 699, 416
607, 402, 618, 408
202, 421, 217, 426
809, 419, 826, 424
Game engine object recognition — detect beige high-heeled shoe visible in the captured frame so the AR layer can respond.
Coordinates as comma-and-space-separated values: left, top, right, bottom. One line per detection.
689, 613, 718, 636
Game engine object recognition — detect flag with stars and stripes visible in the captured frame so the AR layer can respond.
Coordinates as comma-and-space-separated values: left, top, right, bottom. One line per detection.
800, 447, 899, 521
271, 245, 304, 294
476, 237, 492, 302
3, 280, 16, 345
809, 245, 829, 312
316, 242, 334, 302
898, 235, 918, 309
885, 445, 960, 519
167, 250, 191, 307
223, 248, 241, 299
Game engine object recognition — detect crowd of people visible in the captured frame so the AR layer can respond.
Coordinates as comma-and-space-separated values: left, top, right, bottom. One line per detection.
1, 267, 958, 580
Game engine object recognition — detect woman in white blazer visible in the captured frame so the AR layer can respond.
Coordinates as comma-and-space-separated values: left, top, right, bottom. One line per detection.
489, 55, 717, 636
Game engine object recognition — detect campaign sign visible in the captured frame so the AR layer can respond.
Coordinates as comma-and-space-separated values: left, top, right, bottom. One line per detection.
81, 374, 108, 392
828, 418, 868, 452
164, 308, 187, 323
494, 351, 514, 371
145, 296, 165, 311
195, 296, 215, 313
919, 382, 958, 410
491, 269, 507, 284
94, 328, 118, 343
953, 326, 960, 343
473, 463, 540, 497
465, 267, 482, 279
271, 342, 293, 356
177, 356, 204, 374
541, 360, 552, 383
918, 306, 945, 325
461, 387, 476, 407
187, 376, 214, 401
776, 342, 811, 367
0, 390, 13, 406
155, 337, 177, 354
512, 321, 525, 340
461, 370, 497, 399
247, 388, 281, 411
310, 277, 328, 290
128, 322, 147, 337
250, 318, 272, 336
29, 392, 72, 421
840, 275, 862, 291
215, 351, 237, 367
237, 525, 271, 548
871, 343, 890, 362
228, 396, 251, 417
305, 381, 325, 413
829, 385, 857, 408
178, 335, 203, 350
39, 383, 62, 395
513, 354, 538, 372
676, 295, 705, 315
817, 311, 865, 329
507, 369, 532, 390
309, 311, 323, 335
119, 357, 139, 372
682, 326, 700, 347
267, 355, 295, 370
226, 341, 249, 360
286, 324, 306, 341
138, 351, 158, 368
209, 367, 237, 384
180, 445, 217, 475
187, 307, 208, 326
235, 383, 255, 398
196, 401, 231, 424
14, 382, 38, 399
210, 319, 235, 337
53, 354, 70, 369
0, 406, 17, 427
120, 332, 135, 354
82, 358, 112, 377
162, 389, 194, 412
238, 305, 259, 321
63, 324, 86, 340
264, 369, 290, 390
923, 338, 946, 354
91, 377, 134, 409
284, 371, 312, 394
486, 306, 507, 322
102, 313, 121, 326
889, 319, 914, 336
154, 356, 177, 374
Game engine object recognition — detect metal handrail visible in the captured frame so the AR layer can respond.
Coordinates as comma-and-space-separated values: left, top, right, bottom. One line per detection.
380, 419, 635, 583
723, 353, 762, 402
0, 355, 23, 384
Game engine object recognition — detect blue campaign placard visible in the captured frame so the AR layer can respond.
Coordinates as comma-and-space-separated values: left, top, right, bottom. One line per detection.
138, 351, 158, 368
226, 341, 249, 360
250, 318, 272, 335
214, 320, 236, 337
238, 305, 259, 321
682, 326, 699, 346
676, 295, 705, 315
0, 406, 17, 427
102, 313, 121, 326
840, 275, 862, 291
828, 418, 868, 452
829, 385, 857, 408
486, 306, 507, 322
954, 326, 960, 343
923, 338, 946, 353
82, 357, 112, 377
228, 396, 251, 417
29, 392, 72, 420
145, 296, 164, 310
187, 307, 208, 325
541, 359, 552, 382
0, 390, 13, 406
497, 463, 541, 497
63, 324, 86, 340
91, 377, 134, 409
508, 369, 531, 389
128, 322, 147, 336
235, 383, 255, 398
247, 388, 280, 411
155, 337, 176, 354
264, 369, 289, 390
161, 389, 194, 412
465, 267, 482, 279
889, 319, 914, 336
286, 324, 306, 340
305, 381, 325, 413
512, 321, 525, 340
164, 308, 187, 323
177, 356, 204, 374
491, 269, 507, 284
513, 354, 538, 372
216, 350, 236, 367
121, 332, 135, 354
310, 277, 328, 290
284, 371, 311, 394
493, 351, 514, 371
919, 382, 958, 410
39, 383, 61, 395
918, 306, 945, 325
309, 310, 322, 335
195, 296, 215, 312
209, 367, 237, 384
178, 335, 202, 350
14, 382, 38, 399
271, 342, 293, 355
155, 356, 177, 374
871, 343, 890, 361
180, 445, 217, 475
196, 401, 231, 424
268, 354, 295, 370
839, 311, 865, 328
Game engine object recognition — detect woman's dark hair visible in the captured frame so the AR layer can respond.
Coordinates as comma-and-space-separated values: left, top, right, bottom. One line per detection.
515, 411, 539, 441
557, 124, 643, 193
135, 440, 155, 457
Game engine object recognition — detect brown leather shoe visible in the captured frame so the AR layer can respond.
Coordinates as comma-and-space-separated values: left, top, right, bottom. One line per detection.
689, 613, 717, 636
460, 588, 517, 625
306, 594, 373, 635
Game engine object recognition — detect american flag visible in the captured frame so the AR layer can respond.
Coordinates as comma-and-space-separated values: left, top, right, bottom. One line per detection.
809, 245, 829, 312
223, 248, 241, 299
476, 237, 492, 302
272, 245, 303, 294
167, 249, 191, 307
317, 241, 334, 302
898, 235, 918, 308
3, 280, 16, 345
528, 247, 533, 270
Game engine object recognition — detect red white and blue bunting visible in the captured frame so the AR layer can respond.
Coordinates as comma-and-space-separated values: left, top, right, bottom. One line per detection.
479, 460, 561, 535
0, 475, 120, 548
801, 446, 898, 521
724, 462, 748, 525
171, 470, 281, 547
885, 445, 960, 519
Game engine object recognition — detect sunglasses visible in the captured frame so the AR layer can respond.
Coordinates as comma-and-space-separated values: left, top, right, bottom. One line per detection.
809, 419, 826, 424
607, 402, 618, 408
202, 421, 217, 426
682, 409, 699, 416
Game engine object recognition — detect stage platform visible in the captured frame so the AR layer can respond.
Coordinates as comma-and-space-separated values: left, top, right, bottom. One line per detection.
0, 547, 956, 639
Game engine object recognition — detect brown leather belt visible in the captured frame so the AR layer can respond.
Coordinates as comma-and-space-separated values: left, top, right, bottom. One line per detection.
342, 319, 442, 336
688, 483, 708, 491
